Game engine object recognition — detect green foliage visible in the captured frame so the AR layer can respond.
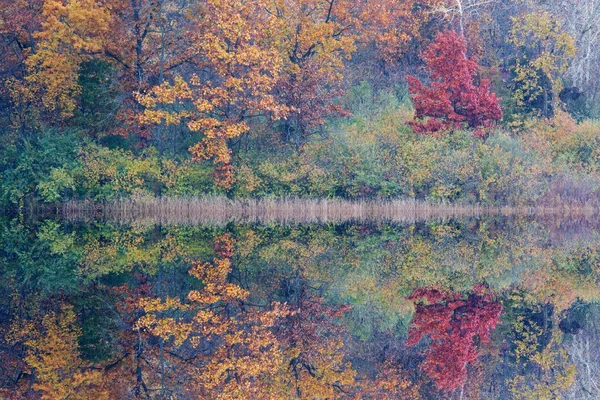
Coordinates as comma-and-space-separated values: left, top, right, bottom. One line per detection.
37, 167, 76, 202
0, 131, 223, 206
73, 59, 119, 135
0, 218, 81, 293
4, 84, 600, 208
230, 86, 555, 205
0, 129, 81, 206
73, 144, 223, 200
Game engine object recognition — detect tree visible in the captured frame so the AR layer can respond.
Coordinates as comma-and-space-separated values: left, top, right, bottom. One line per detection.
364, 0, 446, 66
407, 30, 502, 135
3, 0, 196, 138
430, 0, 499, 37
19, 0, 111, 120
509, 11, 576, 118
137, 0, 288, 187
0, 0, 44, 130
557, 0, 600, 115
407, 286, 503, 392
23, 305, 107, 399
101, 0, 194, 141
0, 0, 43, 80
268, 0, 435, 144
266, 0, 357, 146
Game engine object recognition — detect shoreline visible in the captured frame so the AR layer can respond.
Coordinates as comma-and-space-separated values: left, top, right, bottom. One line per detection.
61, 197, 600, 225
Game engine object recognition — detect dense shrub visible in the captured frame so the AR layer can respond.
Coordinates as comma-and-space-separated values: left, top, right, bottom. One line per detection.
229, 90, 559, 205
0, 129, 81, 206
1, 131, 222, 206
3, 84, 600, 207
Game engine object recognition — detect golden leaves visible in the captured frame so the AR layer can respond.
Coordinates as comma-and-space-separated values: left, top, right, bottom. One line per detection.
134, 0, 432, 186
509, 11, 576, 113
136, 0, 289, 187
24, 305, 106, 399
135, 302, 193, 346
21, 0, 111, 119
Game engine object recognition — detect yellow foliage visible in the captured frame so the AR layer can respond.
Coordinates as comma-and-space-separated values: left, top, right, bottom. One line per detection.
137, 0, 288, 187
22, 0, 110, 118
509, 328, 576, 399
509, 12, 576, 114
24, 305, 107, 399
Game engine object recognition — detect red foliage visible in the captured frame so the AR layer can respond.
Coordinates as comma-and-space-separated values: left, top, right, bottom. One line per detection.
407, 286, 503, 392
407, 31, 502, 135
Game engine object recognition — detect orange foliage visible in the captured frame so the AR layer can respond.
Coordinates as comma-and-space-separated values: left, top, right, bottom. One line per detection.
19, 0, 110, 119
137, 0, 287, 186
22, 305, 107, 399
132, 234, 292, 398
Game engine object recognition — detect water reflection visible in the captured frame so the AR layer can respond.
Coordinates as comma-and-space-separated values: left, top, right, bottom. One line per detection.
0, 216, 599, 398
407, 287, 502, 392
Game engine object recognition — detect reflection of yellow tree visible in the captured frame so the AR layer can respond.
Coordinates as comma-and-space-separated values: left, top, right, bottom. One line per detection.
22, 305, 106, 399
135, 233, 362, 398
135, 233, 291, 398
509, 322, 576, 399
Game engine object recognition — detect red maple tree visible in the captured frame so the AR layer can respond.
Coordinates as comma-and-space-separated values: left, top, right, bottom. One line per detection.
407, 286, 503, 392
407, 31, 502, 136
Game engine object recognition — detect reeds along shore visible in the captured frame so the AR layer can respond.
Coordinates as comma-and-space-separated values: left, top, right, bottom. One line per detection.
61, 197, 600, 226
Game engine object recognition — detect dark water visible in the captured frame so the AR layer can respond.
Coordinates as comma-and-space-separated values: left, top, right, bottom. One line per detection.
1, 215, 599, 399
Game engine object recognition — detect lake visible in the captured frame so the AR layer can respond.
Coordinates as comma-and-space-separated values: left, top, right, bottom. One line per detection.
1, 211, 599, 399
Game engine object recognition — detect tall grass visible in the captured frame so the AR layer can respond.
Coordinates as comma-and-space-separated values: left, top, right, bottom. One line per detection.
62, 197, 599, 226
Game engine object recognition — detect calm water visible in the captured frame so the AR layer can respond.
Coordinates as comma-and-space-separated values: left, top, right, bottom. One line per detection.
1, 215, 599, 399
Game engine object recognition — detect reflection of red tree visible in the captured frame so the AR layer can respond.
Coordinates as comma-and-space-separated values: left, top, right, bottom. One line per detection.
407, 286, 502, 392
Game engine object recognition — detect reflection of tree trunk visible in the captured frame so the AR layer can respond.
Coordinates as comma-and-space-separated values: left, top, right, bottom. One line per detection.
135, 331, 147, 396
565, 304, 600, 397
157, 234, 166, 395
160, 337, 165, 394
295, 266, 302, 309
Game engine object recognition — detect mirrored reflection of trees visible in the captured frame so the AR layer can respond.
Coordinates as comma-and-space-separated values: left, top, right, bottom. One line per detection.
563, 303, 600, 399
407, 286, 503, 392
1, 217, 600, 398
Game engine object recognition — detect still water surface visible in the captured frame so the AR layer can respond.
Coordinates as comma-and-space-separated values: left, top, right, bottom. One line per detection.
1, 214, 599, 398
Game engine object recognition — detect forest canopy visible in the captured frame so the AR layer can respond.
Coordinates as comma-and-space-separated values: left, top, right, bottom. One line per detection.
1, 0, 600, 204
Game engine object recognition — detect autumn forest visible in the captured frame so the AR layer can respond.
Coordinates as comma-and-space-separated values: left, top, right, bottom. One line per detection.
2, 0, 600, 399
